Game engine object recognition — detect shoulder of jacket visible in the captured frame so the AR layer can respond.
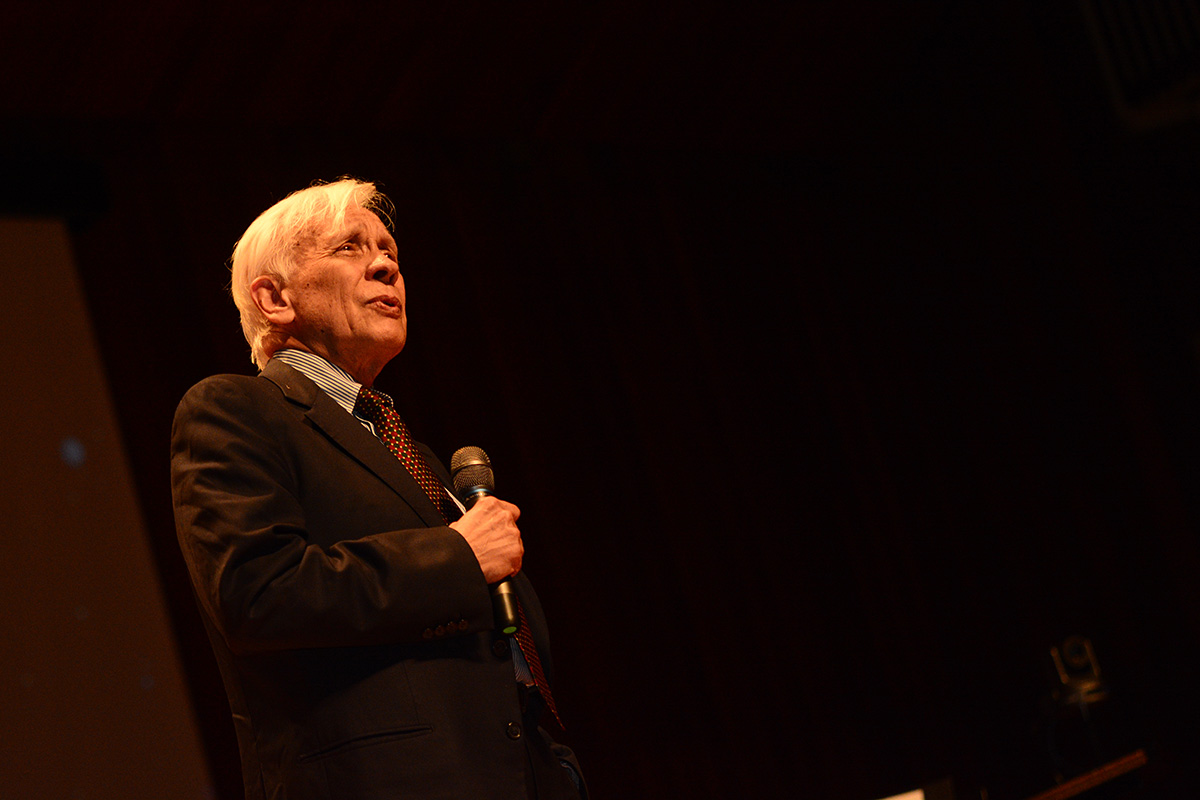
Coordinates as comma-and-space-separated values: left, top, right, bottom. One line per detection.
176, 372, 286, 413
183, 372, 276, 397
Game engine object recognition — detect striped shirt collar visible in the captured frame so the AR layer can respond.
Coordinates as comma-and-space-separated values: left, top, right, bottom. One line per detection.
271, 349, 365, 418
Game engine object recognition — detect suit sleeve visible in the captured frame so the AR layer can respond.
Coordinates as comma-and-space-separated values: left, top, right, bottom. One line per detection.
170, 375, 494, 654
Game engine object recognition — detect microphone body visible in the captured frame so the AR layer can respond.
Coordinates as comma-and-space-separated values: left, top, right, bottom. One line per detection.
450, 447, 521, 635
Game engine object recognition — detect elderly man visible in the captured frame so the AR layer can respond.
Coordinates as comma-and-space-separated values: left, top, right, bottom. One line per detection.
170, 178, 584, 800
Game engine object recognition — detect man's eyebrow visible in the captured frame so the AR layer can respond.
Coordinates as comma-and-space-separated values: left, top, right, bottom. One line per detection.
324, 224, 365, 243
326, 225, 398, 252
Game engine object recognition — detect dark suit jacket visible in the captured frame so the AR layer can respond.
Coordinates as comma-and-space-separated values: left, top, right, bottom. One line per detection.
171, 359, 583, 800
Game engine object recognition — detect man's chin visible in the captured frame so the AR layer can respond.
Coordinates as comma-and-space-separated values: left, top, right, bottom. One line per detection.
377, 331, 407, 359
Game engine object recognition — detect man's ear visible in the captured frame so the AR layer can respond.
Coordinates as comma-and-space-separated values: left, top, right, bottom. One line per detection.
249, 275, 295, 325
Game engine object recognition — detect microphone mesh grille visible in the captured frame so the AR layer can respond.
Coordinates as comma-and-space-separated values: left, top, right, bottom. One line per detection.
450, 446, 494, 496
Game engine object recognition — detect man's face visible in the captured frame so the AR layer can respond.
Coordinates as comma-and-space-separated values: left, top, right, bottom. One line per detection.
281, 206, 406, 379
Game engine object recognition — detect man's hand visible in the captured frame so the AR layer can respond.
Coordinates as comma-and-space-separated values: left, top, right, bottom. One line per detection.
449, 496, 524, 583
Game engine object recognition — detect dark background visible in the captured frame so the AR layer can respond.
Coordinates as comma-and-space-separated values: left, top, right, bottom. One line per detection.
4, 2, 1200, 798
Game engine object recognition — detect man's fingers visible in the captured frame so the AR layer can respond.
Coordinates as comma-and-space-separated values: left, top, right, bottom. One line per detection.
475, 495, 520, 521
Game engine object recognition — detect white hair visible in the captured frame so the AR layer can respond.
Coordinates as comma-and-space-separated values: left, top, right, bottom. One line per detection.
229, 177, 393, 369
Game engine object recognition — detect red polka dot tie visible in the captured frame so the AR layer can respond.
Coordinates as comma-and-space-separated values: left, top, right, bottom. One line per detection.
516, 601, 563, 730
354, 387, 452, 524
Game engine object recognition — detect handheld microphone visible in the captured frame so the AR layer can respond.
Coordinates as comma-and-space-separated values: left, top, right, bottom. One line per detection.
450, 446, 521, 635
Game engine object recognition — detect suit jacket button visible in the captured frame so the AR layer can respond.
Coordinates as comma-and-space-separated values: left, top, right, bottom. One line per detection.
422, 628, 434, 640
435, 625, 446, 637
458, 619, 469, 631
492, 639, 510, 658
506, 722, 522, 740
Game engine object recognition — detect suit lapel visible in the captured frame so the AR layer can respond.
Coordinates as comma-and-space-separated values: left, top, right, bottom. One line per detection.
261, 359, 448, 529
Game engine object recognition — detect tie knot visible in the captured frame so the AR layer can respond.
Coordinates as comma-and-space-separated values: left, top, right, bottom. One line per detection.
355, 386, 394, 419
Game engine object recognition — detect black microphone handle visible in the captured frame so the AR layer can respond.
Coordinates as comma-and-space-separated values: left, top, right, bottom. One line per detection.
491, 579, 520, 636
462, 487, 521, 635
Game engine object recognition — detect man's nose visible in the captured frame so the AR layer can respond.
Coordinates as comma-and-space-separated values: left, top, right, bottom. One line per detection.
368, 251, 399, 284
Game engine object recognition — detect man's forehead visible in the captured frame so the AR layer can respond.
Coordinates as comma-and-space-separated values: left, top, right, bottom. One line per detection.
307, 208, 393, 244
337, 206, 391, 234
